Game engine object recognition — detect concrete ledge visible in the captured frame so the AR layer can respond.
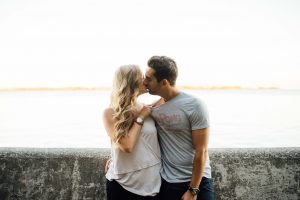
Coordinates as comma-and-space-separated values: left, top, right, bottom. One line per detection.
0, 148, 299, 200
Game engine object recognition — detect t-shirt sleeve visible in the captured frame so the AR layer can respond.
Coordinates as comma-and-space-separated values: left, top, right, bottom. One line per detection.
188, 99, 210, 130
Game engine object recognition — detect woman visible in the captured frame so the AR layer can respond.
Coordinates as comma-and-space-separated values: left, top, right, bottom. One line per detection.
103, 65, 161, 200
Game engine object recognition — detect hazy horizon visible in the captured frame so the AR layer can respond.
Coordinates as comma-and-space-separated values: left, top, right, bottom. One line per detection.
0, 85, 286, 91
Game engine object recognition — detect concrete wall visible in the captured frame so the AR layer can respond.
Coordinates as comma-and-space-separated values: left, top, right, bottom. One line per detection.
0, 147, 299, 200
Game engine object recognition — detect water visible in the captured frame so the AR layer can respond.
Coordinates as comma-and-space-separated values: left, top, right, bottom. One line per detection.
0, 90, 299, 148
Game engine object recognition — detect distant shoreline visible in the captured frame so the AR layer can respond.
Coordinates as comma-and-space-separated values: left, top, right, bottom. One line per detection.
0, 87, 110, 92
0, 86, 281, 92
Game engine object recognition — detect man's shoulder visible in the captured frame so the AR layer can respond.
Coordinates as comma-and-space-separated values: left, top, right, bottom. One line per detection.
175, 92, 209, 116
178, 92, 203, 105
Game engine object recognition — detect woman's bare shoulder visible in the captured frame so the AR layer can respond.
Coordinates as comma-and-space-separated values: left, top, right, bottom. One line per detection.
103, 107, 115, 121
103, 107, 114, 114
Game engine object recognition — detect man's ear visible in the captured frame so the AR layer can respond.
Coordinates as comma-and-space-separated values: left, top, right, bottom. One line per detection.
162, 79, 169, 86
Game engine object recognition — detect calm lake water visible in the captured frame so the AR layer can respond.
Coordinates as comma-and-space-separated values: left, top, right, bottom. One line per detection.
0, 90, 299, 148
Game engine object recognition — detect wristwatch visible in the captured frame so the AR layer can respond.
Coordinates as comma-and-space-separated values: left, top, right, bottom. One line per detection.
135, 117, 144, 125
188, 186, 200, 196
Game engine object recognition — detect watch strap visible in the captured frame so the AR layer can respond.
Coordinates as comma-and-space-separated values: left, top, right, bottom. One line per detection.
188, 185, 200, 196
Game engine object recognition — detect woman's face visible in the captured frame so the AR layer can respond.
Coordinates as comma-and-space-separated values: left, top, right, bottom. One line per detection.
138, 75, 147, 95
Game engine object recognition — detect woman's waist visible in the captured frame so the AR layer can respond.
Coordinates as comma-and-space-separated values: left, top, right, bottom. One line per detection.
107, 160, 161, 176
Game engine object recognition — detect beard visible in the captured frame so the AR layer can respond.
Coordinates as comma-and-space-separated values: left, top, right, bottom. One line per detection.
147, 89, 157, 95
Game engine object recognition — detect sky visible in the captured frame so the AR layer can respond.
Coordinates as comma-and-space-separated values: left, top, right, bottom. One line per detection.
0, 0, 299, 89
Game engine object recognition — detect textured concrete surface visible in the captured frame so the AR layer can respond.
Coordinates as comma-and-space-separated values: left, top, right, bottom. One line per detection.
209, 148, 300, 200
0, 147, 299, 200
0, 148, 110, 200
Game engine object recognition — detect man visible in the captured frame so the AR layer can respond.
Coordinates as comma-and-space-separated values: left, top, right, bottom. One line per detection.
143, 56, 215, 200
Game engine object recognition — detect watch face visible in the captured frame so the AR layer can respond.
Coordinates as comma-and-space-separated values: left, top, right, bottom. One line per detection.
192, 189, 198, 195
136, 117, 143, 123
188, 187, 199, 196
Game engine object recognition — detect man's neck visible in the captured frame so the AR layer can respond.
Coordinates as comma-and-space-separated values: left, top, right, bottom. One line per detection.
161, 87, 180, 102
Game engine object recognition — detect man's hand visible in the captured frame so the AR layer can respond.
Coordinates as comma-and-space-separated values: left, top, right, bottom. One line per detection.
181, 191, 197, 200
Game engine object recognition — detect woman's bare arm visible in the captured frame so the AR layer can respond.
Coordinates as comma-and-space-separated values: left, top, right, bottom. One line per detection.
102, 106, 151, 153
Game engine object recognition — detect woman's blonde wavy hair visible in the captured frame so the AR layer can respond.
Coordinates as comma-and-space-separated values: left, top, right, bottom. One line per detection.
110, 64, 143, 141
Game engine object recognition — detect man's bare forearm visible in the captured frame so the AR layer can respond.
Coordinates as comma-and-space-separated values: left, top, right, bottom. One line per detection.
189, 149, 207, 188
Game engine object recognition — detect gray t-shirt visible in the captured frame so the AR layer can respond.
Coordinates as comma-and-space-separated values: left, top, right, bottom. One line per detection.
151, 92, 211, 183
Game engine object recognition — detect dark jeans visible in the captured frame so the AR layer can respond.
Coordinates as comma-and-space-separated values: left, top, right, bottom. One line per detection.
106, 179, 159, 200
157, 177, 215, 200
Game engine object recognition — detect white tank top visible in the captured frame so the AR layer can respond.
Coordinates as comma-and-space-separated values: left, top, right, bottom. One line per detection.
106, 117, 161, 196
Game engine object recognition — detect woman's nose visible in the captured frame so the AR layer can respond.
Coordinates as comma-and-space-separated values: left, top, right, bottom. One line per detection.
143, 79, 147, 85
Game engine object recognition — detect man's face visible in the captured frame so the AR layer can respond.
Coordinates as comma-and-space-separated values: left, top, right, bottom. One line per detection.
143, 67, 162, 95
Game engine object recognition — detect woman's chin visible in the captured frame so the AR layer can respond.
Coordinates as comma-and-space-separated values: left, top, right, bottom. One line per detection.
138, 89, 148, 96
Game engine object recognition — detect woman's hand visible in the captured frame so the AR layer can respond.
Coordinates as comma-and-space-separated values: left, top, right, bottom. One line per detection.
138, 105, 152, 120
150, 98, 165, 108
